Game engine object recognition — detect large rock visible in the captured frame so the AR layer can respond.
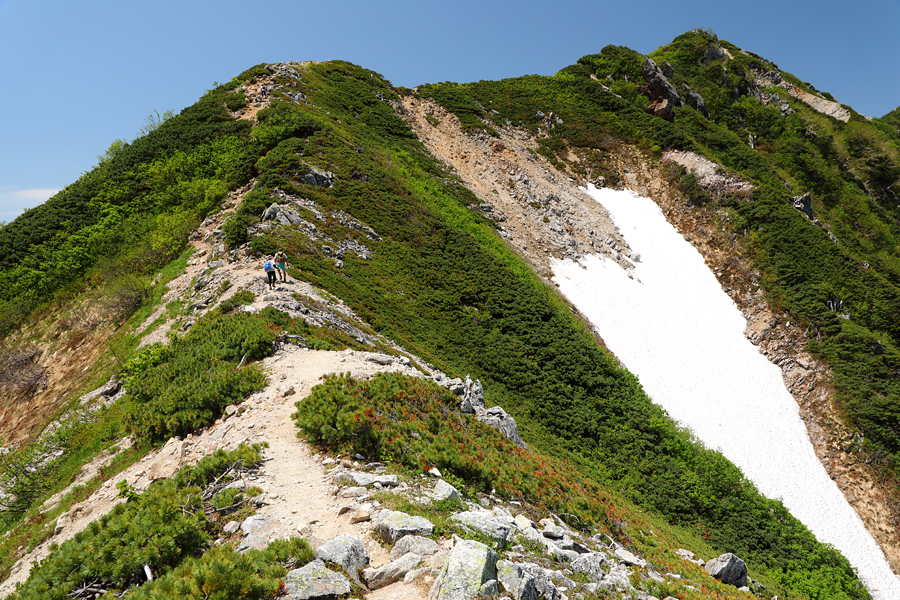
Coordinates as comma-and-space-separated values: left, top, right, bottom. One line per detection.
430, 537, 499, 600
374, 510, 435, 542
450, 511, 513, 546
284, 559, 351, 600
433, 479, 463, 502
314, 533, 369, 585
302, 165, 335, 187
390, 535, 441, 561
476, 406, 528, 449
240, 514, 270, 535
457, 375, 485, 414
705, 553, 747, 588
681, 84, 710, 118
641, 57, 684, 116
792, 192, 814, 220
497, 560, 539, 600
364, 553, 422, 590
571, 552, 607, 581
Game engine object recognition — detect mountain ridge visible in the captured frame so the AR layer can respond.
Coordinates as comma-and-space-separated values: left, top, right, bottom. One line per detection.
1, 29, 899, 599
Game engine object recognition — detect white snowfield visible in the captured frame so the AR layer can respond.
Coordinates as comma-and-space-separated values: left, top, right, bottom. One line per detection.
552, 185, 900, 599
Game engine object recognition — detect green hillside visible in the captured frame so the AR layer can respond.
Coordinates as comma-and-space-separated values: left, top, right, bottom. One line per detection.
2, 30, 898, 599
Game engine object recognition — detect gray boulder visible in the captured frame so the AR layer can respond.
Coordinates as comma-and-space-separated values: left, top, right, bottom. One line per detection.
374, 510, 435, 542
240, 514, 270, 535
613, 545, 643, 566
302, 165, 335, 187
314, 533, 369, 585
284, 559, 351, 600
433, 479, 463, 502
450, 511, 513, 546
681, 84, 710, 118
599, 564, 633, 592
262, 202, 281, 221
705, 552, 747, 588
390, 534, 441, 561
571, 552, 607, 581
702, 44, 728, 64
476, 406, 528, 449
497, 560, 539, 600
792, 192, 814, 220
430, 537, 499, 600
363, 552, 422, 590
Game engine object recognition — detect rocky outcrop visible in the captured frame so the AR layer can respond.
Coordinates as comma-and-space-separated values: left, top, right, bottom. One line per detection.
640, 58, 684, 121
754, 69, 851, 122
436, 374, 528, 449
300, 164, 335, 187
792, 192, 814, 220
705, 552, 748, 588
681, 84, 709, 118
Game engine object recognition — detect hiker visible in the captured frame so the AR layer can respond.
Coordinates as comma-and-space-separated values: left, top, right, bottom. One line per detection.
264, 258, 277, 289
274, 248, 288, 282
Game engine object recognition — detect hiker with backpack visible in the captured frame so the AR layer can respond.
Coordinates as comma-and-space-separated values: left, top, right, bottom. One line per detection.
274, 248, 288, 282
264, 258, 277, 289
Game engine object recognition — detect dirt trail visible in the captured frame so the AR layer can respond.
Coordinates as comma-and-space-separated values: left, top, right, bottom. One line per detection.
0, 347, 432, 598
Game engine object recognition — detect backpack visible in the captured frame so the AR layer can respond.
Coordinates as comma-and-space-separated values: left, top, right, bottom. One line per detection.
264, 260, 273, 272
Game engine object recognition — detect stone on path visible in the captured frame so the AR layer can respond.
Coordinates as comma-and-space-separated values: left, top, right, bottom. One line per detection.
363, 552, 422, 589
314, 533, 369, 585
390, 535, 441, 561
284, 559, 351, 600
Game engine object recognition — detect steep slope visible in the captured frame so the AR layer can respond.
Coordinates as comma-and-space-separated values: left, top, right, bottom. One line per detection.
0, 38, 895, 598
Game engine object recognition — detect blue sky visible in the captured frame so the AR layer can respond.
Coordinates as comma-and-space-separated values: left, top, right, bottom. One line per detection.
2, 0, 898, 223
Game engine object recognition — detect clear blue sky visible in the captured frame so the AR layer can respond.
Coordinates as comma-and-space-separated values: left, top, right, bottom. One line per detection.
2, 0, 897, 223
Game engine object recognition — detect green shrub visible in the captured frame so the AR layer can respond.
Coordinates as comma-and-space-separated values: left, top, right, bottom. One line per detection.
223, 213, 256, 246
8, 446, 268, 600
124, 313, 272, 445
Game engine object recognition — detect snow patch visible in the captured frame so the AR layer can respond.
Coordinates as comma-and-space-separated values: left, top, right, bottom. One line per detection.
551, 184, 900, 599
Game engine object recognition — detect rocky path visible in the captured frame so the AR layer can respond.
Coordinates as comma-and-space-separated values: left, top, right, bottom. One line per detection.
0, 347, 431, 598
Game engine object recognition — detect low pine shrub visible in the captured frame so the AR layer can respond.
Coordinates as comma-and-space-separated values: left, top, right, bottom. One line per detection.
124, 312, 272, 445
8, 445, 267, 599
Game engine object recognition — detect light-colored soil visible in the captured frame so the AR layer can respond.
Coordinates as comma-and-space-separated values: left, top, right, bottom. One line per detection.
399, 96, 637, 278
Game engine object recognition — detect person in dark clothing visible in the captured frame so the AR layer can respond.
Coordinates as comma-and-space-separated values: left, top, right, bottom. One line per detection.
264, 259, 277, 289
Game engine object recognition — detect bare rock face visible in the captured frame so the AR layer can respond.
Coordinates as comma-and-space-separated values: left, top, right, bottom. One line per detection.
641, 58, 684, 121
705, 552, 747, 588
